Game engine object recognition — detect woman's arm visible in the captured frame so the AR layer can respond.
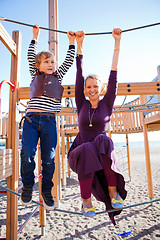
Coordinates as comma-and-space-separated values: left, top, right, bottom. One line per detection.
111, 28, 122, 71
75, 31, 86, 112
103, 28, 122, 113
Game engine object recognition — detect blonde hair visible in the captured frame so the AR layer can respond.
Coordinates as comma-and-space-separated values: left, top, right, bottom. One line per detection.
85, 74, 101, 86
35, 51, 55, 67
85, 74, 106, 95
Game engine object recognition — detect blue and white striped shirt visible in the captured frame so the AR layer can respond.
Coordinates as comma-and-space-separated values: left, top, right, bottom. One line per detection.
27, 40, 75, 112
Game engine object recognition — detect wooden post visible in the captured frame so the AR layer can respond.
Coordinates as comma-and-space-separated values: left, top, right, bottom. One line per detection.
140, 95, 153, 199
107, 122, 112, 139
126, 133, 131, 179
6, 31, 21, 240
61, 115, 67, 186
57, 115, 62, 201
157, 65, 160, 102
2, 112, 6, 137
49, 0, 60, 207
48, 0, 58, 68
52, 115, 61, 206
67, 136, 71, 177
38, 142, 46, 236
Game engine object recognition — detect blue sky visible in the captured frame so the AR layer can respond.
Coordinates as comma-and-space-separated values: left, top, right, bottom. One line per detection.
1, 0, 160, 142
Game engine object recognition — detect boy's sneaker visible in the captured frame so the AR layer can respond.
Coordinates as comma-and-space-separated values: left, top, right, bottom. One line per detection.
41, 192, 55, 210
20, 187, 33, 206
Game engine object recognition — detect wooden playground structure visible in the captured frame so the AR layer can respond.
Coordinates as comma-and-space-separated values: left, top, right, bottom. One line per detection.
1, 6, 160, 240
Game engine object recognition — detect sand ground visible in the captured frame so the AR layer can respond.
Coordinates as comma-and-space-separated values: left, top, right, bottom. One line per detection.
0, 146, 160, 239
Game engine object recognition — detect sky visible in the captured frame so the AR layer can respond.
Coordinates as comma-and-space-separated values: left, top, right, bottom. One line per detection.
1, 0, 160, 142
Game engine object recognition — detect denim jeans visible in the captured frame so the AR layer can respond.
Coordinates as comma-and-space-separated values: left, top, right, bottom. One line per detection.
20, 112, 57, 193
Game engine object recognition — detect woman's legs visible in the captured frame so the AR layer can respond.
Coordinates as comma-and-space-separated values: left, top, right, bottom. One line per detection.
102, 155, 124, 209
79, 174, 94, 208
102, 155, 119, 200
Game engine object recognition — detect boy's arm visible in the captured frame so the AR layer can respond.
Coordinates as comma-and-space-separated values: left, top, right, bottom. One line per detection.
27, 25, 40, 78
56, 31, 76, 82
27, 40, 37, 78
56, 46, 75, 82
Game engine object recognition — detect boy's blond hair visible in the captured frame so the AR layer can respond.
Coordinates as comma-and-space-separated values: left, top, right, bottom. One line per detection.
35, 51, 55, 67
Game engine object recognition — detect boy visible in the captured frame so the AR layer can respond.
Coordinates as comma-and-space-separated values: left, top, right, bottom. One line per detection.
20, 25, 75, 210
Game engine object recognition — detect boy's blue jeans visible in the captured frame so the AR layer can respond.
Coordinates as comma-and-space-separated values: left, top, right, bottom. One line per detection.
20, 112, 57, 193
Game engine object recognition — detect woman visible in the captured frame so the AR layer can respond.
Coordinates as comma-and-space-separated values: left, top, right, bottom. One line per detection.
68, 29, 127, 225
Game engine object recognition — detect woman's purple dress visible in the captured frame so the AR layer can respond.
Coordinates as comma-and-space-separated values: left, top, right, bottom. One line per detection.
68, 56, 127, 225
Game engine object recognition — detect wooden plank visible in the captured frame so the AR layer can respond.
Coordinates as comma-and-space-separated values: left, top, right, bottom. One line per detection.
126, 134, 131, 179
147, 123, 160, 132
156, 65, 160, 102
52, 114, 61, 203
65, 129, 79, 135
140, 96, 153, 199
61, 116, 66, 186
18, 87, 30, 100
66, 136, 71, 177
6, 30, 21, 240
0, 149, 13, 181
0, 162, 12, 169
0, 23, 16, 55
2, 112, 7, 137
110, 113, 115, 132
114, 112, 119, 132
144, 112, 160, 124
0, 155, 13, 161
19, 82, 160, 100
38, 142, 46, 231
0, 149, 13, 155
0, 167, 12, 175
52, 147, 59, 202
57, 115, 61, 201
0, 169, 12, 180
48, 0, 58, 69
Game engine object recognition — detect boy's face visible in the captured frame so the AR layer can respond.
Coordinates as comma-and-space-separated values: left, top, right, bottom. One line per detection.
36, 55, 55, 74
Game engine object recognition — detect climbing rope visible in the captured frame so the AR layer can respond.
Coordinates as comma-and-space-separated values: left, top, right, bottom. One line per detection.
131, 95, 154, 112
1, 17, 160, 35
114, 96, 127, 113
115, 145, 128, 172
113, 100, 160, 113
0, 185, 160, 215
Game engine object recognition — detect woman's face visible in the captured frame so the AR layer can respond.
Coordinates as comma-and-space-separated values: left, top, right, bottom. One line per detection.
85, 78, 102, 101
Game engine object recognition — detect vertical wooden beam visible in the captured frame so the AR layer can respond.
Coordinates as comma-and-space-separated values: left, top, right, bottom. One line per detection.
126, 133, 131, 179
61, 116, 66, 186
140, 95, 153, 199
58, 116, 62, 200
2, 112, 6, 137
52, 147, 59, 203
38, 142, 46, 236
49, 0, 60, 206
48, 0, 59, 68
157, 65, 160, 102
52, 115, 61, 205
107, 122, 112, 138
67, 136, 71, 177
0, 23, 16, 55
6, 31, 21, 240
